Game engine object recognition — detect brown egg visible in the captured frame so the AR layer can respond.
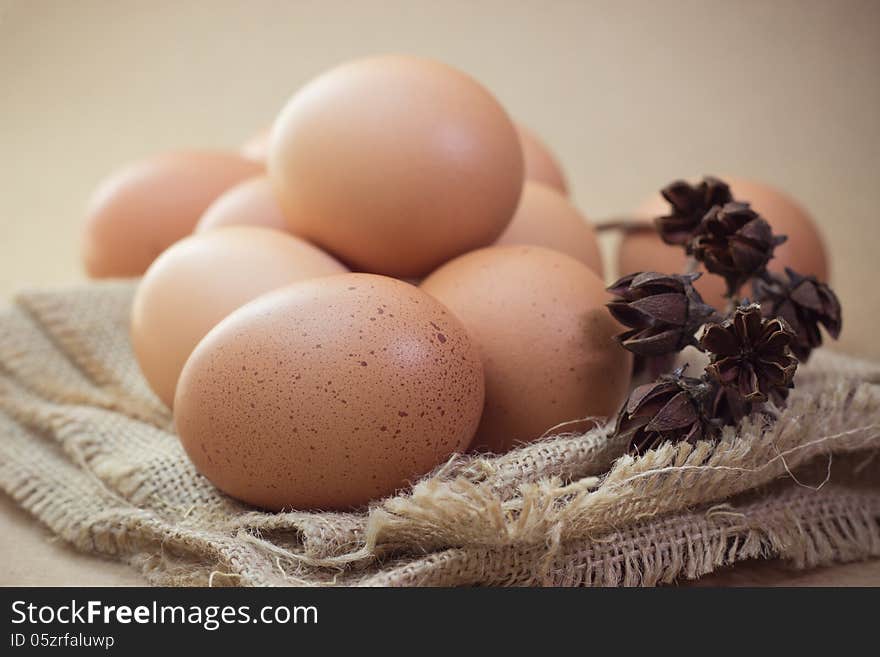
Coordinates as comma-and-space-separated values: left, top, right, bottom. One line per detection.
618, 225, 729, 310
131, 226, 346, 408
626, 177, 830, 309
240, 128, 270, 163
195, 177, 288, 233
269, 55, 524, 278
421, 245, 631, 453
82, 151, 263, 278
174, 274, 485, 510
516, 123, 568, 194
495, 181, 602, 274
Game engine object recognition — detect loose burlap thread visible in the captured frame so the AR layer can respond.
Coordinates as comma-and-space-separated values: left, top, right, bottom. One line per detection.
0, 281, 878, 586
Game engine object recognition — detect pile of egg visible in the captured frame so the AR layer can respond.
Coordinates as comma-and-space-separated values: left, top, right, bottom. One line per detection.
82, 55, 828, 510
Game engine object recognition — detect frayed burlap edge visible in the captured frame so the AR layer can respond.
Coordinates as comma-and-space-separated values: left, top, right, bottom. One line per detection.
358, 481, 880, 586
1, 281, 879, 586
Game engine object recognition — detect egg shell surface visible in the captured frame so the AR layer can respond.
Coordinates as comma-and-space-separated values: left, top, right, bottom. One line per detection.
517, 123, 568, 194
421, 245, 631, 453
496, 181, 602, 274
131, 226, 346, 408
269, 55, 524, 277
82, 151, 263, 278
196, 176, 288, 234
173, 273, 485, 510
240, 128, 271, 163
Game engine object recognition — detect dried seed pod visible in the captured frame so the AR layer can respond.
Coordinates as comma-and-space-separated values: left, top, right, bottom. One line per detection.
607, 271, 719, 357
753, 267, 842, 361
709, 382, 754, 426
690, 203, 787, 297
614, 366, 718, 454
700, 303, 798, 404
655, 176, 733, 247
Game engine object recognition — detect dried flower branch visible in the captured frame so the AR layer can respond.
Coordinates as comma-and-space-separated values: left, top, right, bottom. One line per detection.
606, 175, 843, 454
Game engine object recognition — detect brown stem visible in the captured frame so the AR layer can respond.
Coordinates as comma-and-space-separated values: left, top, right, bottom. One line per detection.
593, 217, 655, 234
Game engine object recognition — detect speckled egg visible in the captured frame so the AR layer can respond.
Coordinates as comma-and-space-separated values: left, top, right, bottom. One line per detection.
421, 245, 631, 453
131, 226, 347, 409
173, 273, 485, 510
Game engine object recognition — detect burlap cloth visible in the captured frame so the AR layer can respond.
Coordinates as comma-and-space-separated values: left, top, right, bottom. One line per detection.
1, 281, 878, 586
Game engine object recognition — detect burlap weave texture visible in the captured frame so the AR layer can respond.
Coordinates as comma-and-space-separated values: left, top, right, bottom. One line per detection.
0, 281, 878, 586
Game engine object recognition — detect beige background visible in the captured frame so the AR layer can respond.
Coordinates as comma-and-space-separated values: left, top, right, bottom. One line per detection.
1, 1, 879, 584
